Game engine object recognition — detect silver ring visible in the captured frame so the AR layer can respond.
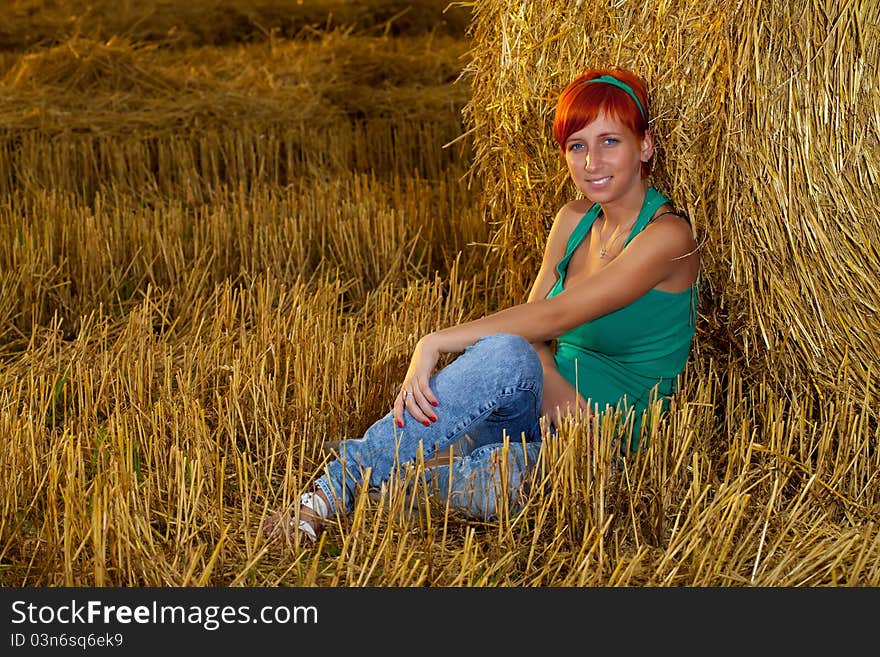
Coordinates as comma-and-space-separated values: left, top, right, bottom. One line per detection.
402, 389, 411, 400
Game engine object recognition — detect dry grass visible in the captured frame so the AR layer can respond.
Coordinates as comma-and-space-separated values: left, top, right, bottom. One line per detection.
460, 0, 880, 583
464, 0, 880, 401
0, 31, 471, 201
0, 1, 877, 587
0, 0, 472, 50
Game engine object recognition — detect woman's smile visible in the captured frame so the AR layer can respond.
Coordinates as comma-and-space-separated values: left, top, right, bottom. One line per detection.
564, 112, 652, 207
585, 175, 613, 187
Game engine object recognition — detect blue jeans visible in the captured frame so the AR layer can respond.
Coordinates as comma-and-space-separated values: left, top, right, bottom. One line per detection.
314, 333, 550, 519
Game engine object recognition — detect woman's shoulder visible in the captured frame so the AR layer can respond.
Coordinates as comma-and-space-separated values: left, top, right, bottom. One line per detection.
554, 198, 596, 231
638, 204, 701, 268
562, 197, 596, 217
540, 198, 599, 265
640, 199, 687, 232
648, 202, 691, 226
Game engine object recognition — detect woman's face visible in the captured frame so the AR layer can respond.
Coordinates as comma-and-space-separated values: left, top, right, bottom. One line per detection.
563, 111, 653, 205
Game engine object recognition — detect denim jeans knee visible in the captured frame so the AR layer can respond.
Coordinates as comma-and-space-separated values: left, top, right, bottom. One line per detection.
465, 333, 542, 381
314, 333, 545, 515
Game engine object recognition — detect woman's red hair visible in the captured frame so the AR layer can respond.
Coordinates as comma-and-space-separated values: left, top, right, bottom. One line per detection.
552, 67, 652, 178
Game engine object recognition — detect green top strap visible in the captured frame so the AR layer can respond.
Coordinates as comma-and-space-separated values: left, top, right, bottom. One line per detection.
555, 186, 670, 283
623, 186, 669, 247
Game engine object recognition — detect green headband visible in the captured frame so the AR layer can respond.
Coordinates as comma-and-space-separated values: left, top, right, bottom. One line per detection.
586, 75, 647, 123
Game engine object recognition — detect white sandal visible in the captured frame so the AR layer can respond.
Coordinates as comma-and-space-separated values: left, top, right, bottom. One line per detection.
294, 491, 329, 543
292, 517, 318, 543
266, 491, 330, 545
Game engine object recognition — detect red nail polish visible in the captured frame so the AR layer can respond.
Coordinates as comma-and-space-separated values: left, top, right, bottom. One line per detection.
432, 401, 439, 407
423, 421, 430, 427
397, 420, 403, 428
430, 415, 438, 422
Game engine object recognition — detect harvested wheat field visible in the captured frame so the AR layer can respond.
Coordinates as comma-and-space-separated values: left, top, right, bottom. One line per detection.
0, 0, 877, 590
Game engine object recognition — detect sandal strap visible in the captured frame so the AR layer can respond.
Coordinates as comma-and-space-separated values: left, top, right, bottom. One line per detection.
301, 491, 329, 518
295, 518, 317, 542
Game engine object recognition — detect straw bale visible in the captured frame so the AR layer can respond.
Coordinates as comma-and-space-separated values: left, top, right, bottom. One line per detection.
0, 32, 471, 196
2, 36, 180, 94
0, 33, 469, 129
463, 0, 880, 413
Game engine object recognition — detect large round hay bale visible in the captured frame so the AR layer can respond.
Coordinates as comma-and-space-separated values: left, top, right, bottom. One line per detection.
463, 0, 880, 414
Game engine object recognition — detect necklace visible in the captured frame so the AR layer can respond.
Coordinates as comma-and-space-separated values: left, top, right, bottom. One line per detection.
597, 215, 635, 258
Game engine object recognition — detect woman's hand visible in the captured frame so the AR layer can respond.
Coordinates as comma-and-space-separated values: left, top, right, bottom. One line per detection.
393, 335, 441, 428
541, 368, 591, 429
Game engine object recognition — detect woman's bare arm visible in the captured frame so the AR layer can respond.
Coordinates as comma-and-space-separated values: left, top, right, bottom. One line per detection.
393, 208, 697, 426
429, 217, 696, 353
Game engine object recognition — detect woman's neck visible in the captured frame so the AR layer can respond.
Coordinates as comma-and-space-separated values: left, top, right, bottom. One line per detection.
598, 181, 650, 227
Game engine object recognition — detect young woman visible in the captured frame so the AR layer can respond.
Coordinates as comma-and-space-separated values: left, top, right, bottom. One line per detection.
265, 67, 700, 545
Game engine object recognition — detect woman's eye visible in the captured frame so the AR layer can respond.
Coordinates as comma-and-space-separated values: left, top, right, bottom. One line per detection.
568, 142, 584, 152
603, 137, 619, 146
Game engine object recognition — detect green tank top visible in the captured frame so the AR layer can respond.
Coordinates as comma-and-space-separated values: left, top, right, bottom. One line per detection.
545, 187, 698, 451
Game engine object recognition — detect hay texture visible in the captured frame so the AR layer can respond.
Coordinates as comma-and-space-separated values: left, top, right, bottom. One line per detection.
0, 32, 471, 199
0, 0, 471, 50
463, 0, 880, 415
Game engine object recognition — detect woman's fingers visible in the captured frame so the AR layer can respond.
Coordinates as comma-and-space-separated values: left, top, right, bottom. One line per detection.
394, 338, 442, 428
394, 380, 438, 428
393, 393, 404, 428
410, 382, 438, 426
